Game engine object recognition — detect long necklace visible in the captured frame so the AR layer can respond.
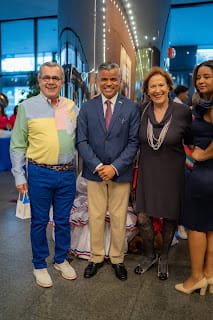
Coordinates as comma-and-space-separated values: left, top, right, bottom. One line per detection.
147, 114, 172, 150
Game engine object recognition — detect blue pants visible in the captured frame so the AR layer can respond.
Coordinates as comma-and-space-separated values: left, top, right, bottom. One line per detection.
28, 162, 76, 269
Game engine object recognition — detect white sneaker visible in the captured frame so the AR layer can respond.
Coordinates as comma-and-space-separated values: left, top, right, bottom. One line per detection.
178, 225, 188, 240
33, 268, 53, 288
54, 260, 77, 280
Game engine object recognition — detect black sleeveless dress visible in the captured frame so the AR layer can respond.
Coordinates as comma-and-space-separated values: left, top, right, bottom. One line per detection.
183, 104, 213, 231
136, 101, 192, 220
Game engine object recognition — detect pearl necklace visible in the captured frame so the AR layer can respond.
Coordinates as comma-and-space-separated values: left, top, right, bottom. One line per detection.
147, 115, 172, 150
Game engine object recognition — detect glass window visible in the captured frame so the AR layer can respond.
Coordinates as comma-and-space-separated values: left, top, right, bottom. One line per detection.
61, 47, 67, 66
37, 18, 58, 69
1, 75, 29, 116
1, 20, 34, 72
60, 44, 76, 66
197, 49, 213, 65
77, 52, 82, 72
68, 45, 75, 65
2, 56, 35, 73
0, 17, 58, 115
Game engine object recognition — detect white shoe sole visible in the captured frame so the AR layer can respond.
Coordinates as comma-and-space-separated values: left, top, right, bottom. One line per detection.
179, 234, 188, 240
33, 272, 53, 288
35, 279, 53, 288
54, 264, 77, 280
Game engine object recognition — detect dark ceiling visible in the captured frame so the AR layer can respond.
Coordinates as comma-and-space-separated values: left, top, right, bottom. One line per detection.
120, 0, 213, 50
0, 0, 212, 55
120, 0, 170, 49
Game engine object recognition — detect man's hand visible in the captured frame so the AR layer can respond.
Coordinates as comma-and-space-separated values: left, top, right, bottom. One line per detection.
97, 165, 116, 181
16, 183, 28, 194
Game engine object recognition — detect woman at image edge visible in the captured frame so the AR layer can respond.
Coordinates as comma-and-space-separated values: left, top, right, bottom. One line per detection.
175, 60, 213, 295
134, 66, 192, 280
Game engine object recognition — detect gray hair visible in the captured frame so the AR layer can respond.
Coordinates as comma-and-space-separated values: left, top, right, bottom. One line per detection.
98, 61, 121, 78
38, 61, 65, 81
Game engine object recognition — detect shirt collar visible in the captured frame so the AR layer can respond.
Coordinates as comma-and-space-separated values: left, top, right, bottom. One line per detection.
174, 96, 183, 104
101, 93, 118, 106
40, 92, 60, 105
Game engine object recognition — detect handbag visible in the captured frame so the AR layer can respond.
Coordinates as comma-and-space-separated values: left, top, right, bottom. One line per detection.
15, 192, 31, 219
132, 102, 150, 191
132, 151, 139, 190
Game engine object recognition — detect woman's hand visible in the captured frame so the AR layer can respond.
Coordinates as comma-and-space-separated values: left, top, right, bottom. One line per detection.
192, 141, 213, 161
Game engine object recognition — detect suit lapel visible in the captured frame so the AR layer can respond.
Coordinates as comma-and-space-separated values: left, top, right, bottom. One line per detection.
96, 96, 106, 131
108, 94, 124, 132
95, 94, 125, 133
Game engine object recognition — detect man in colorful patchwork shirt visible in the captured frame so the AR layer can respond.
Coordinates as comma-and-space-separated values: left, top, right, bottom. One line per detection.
10, 61, 78, 288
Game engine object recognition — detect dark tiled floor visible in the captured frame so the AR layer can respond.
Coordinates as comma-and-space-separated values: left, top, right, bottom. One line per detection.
0, 171, 212, 320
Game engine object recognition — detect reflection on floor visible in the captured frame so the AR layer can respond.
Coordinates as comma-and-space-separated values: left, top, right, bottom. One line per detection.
0, 171, 212, 320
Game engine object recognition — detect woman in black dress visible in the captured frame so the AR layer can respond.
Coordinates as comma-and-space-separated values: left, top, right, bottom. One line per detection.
175, 60, 213, 295
134, 67, 192, 280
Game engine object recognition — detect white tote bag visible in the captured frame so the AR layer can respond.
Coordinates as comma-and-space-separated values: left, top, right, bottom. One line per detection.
16, 192, 31, 219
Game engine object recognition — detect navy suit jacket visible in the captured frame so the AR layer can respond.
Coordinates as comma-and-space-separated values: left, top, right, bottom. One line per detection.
76, 94, 140, 182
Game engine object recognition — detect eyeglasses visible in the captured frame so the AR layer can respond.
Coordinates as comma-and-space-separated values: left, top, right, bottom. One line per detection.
40, 76, 62, 83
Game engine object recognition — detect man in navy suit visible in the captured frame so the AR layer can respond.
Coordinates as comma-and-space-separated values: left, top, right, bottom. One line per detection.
76, 61, 140, 280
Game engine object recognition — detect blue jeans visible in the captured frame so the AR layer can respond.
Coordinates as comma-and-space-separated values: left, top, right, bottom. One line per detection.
28, 162, 76, 269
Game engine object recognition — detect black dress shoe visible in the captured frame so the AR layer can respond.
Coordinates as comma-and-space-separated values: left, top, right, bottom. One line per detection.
112, 263, 127, 281
84, 261, 104, 278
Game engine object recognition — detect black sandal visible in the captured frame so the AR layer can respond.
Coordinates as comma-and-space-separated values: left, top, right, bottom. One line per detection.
158, 257, 168, 280
134, 255, 158, 275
